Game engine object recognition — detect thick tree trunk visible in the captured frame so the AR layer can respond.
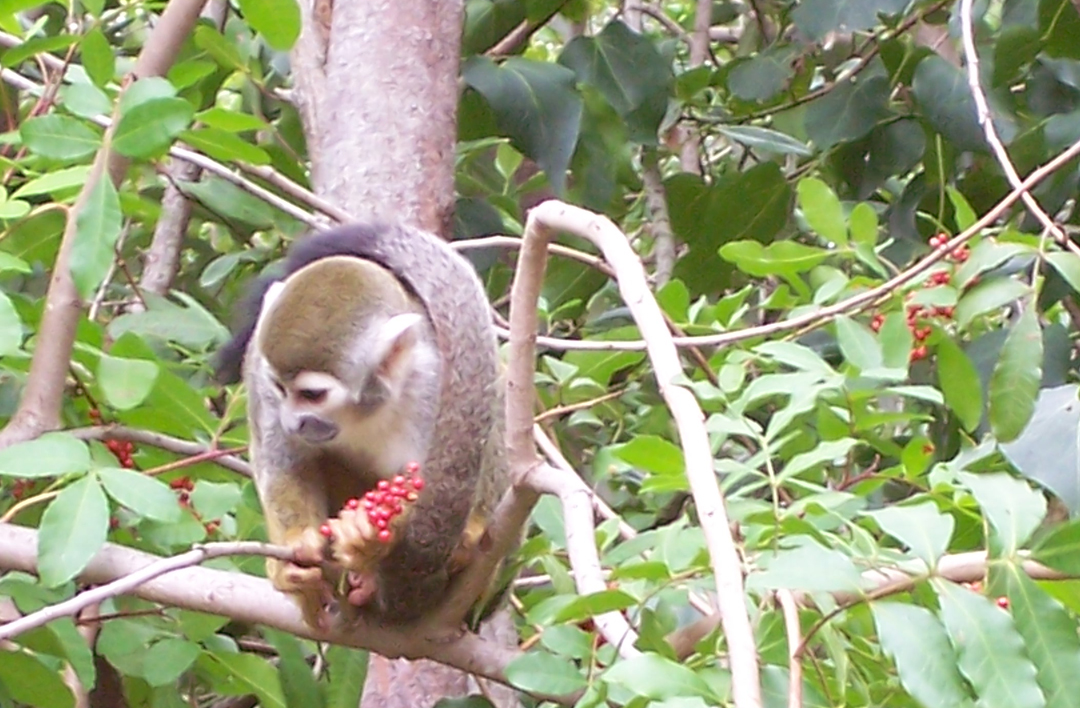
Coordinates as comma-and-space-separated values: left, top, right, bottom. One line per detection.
290, 2, 517, 706
291, 0, 461, 236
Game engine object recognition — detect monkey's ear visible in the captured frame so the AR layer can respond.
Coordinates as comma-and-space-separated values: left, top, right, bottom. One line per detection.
355, 314, 426, 407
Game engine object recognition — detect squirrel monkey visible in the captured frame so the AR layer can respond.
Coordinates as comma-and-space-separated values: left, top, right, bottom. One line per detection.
216, 224, 508, 627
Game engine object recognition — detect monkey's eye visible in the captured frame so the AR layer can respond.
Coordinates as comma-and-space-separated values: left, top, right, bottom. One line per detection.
297, 389, 328, 404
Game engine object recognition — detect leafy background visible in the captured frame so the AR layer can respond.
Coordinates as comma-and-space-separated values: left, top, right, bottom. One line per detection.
2, 0, 1080, 706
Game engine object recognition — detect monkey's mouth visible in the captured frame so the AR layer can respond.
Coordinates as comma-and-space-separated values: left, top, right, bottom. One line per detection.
289, 415, 339, 443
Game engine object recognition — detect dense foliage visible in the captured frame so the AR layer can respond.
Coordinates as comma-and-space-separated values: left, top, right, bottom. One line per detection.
2, 0, 1080, 706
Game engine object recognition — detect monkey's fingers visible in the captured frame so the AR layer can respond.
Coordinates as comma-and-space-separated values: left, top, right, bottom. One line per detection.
345, 570, 379, 607
327, 509, 384, 573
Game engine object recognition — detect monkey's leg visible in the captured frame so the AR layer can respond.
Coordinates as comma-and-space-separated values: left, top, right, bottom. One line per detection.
447, 509, 489, 574
262, 475, 332, 628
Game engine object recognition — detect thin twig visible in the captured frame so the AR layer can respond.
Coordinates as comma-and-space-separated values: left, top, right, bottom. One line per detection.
958, 0, 1080, 256
0, 541, 295, 641
71, 425, 251, 476
776, 590, 802, 708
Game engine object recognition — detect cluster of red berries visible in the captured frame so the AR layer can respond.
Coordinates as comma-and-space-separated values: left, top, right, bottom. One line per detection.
928, 233, 970, 262
320, 462, 425, 544
962, 581, 1009, 609
105, 439, 136, 468
167, 475, 220, 534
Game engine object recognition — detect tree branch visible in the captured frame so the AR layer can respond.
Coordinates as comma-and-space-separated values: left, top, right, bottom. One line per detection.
523, 200, 762, 708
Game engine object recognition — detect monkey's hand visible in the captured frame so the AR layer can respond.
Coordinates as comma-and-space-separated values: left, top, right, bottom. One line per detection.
327, 478, 420, 607
267, 526, 333, 629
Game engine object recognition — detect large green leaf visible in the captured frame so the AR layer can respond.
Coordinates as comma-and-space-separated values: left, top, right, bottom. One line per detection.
719, 240, 830, 279
204, 653, 286, 708
1000, 563, 1080, 708
20, 115, 100, 161
238, 0, 300, 50
324, 645, 367, 708
936, 336, 983, 432
558, 19, 672, 143
867, 500, 954, 566
463, 57, 582, 193
1033, 517, 1080, 573
873, 602, 974, 708
602, 653, 715, 701
263, 628, 325, 708
0, 433, 91, 478
1040, 0, 1080, 59
959, 472, 1046, 552
797, 177, 847, 246
80, 28, 114, 88
805, 72, 892, 149
98, 354, 159, 410
505, 652, 587, 694
913, 55, 993, 152
834, 316, 882, 371
934, 579, 1044, 708
71, 175, 122, 300
0, 649, 75, 708
747, 538, 865, 592
112, 97, 194, 158
989, 305, 1043, 442
792, 0, 909, 40
38, 475, 108, 587
98, 467, 180, 523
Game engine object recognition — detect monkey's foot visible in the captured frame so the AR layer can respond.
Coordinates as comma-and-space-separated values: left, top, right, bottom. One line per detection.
345, 570, 379, 607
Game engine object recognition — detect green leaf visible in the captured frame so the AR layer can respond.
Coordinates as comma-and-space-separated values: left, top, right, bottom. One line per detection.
1033, 518, 1080, 573
71, 175, 122, 300
936, 336, 983, 432
849, 202, 879, 248
834, 316, 882, 370
238, 0, 301, 50
180, 128, 271, 165
959, 472, 1046, 552
989, 305, 1043, 442
38, 475, 108, 587
324, 645, 368, 708
797, 177, 847, 246
934, 579, 1044, 708
0, 291, 23, 355
602, 653, 714, 700
747, 538, 865, 592
98, 467, 180, 523
142, 638, 200, 686
873, 602, 974, 708
552, 589, 638, 623
189, 481, 242, 520
1000, 563, 1080, 708
719, 240, 829, 278
97, 354, 159, 410
206, 653, 286, 708
1041, 0, 1080, 59
20, 115, 100, 161
13, 165, 93, 199
717, 125, 811, 156
506, 652, 587, 694
263, 628, 325, 708
867, 500, 954, 566
805, 72, 891, 149
913, 55, 999, 152
1046, 251, 1080, 294
956, 278, 1029, 329
999, 384, 1080, 513
613, 435, 684, 476
193, 108, 268, 133
779, 438, 859, 482
558, 19, 672, 143
792, 0, 908, 39
80, 28, 114, 87
113, 97, 194, 158
59, 83, 111, 119
463, 56, 582, 194
193, 25, 246, 71
0, 432, 91, 478
726, 48, 795, 103
0, 649, 75, 708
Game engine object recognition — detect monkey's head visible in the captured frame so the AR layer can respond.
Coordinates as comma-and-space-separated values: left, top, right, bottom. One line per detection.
251, 256, 434, 446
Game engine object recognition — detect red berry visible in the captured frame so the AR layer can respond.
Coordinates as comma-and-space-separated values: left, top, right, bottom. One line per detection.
319, 523, 332, 537
412, 477, 425, 491
109, 516, 119, 530
375, 518, 388, 530
405, 461, 420, 475
996, 596, 1010, 609
88, 408, 101, 421
377, 529, 392, 543
910, 345, 928, 362
393, 475, 406, 486
377, 480, 390, 491
345, 498, 359, 510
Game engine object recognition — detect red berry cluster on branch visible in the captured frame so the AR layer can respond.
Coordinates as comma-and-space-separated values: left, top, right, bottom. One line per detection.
106, 439, 136, 468
167, 476, 220, 535
929, 232, 970, 262
320, 462, 425, 544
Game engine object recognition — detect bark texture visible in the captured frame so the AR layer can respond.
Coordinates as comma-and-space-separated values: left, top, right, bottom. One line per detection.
291, 0, 462, 236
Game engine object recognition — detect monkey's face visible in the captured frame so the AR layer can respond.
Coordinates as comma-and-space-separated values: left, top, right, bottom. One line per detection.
270, 370, 353, 445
